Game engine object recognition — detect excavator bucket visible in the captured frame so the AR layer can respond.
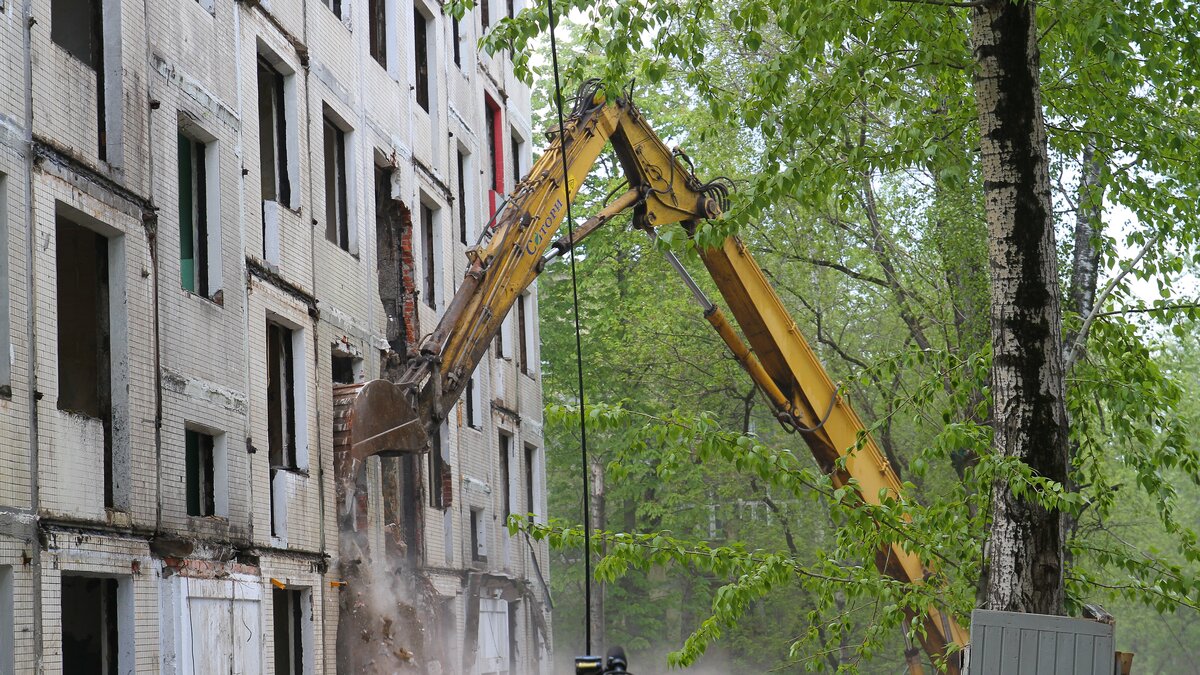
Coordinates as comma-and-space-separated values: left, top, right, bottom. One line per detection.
343, 379, 430, 461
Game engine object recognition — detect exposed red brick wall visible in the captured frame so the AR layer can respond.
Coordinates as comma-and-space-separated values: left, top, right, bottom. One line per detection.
397, 206, 419, 357
332, 382, 368, 531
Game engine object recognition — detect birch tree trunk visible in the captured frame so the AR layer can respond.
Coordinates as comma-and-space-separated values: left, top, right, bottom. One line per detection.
590, 459, 606, 650
971, 0, 1071, 615
1068, 142, 1104, 327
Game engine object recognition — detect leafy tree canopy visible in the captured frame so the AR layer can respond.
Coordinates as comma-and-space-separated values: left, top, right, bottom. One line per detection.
444, 0, 1200, 670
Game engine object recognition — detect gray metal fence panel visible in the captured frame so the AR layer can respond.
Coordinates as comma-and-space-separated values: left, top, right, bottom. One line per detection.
966, 609, 1115, 675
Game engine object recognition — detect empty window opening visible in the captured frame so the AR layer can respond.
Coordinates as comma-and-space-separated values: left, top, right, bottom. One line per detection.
61, 575, 121, 675
429, 425, 447, 508
322, 115, 350, 252
52, 0, 105, 159
257, 56, 291, 206
272, 588, 309, 675
0, 175, 10, 392
470, 508, 487, 562
177, 131, 212, 296
499, 431, 511, 522
421, 202, 437, 309
381, 454, 420, 566
331, 353, 361, 385
368, 0, 387, 67
507, 601, 520, 674
322, 0, 342, 18
510, 133, 523, 191
452, 17, 462, 68
457, 151, 471, 245
0, 566, 13, 675
56, 216, 113, 503
480, 0, 490, 30
185, 428, 216, 517
494, 310, 508, 358
52, 0, 102, 68
517, 294, 529, 375
267, 322, 299, 539
524, 444, 536, 524
465, 376, 480, 429
267, 322, 298, 472
484, 98, 503, 215
414, 8, 431, 112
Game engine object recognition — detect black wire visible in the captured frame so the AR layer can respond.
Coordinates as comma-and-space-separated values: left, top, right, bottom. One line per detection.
545, 0, 595, 656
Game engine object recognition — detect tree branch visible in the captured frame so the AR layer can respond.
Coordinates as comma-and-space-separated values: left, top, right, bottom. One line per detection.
1064, 231, 1161, 371
1095, 300, 1200, 317
858, 173, 937, 353
788, 255, 891, 288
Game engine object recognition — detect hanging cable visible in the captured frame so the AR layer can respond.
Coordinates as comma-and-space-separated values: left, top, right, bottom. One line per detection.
545, 0, 595, 656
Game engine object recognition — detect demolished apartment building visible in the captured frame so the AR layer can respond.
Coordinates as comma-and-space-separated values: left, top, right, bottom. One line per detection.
0, 0, 550, 672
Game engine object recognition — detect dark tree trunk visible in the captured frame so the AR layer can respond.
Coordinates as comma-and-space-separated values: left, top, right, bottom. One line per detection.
971, 0, 1070, 615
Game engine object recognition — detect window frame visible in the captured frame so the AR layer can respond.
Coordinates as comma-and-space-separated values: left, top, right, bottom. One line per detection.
177, 117, 223, 300
524, 443, 537, 525
465, 376, 481, 429
510, 130, 525, 192
499, 431, 511, 521
51, 0, 107, 159
256, 55, 292, 207
420, 200, 438, 309
413, 7, 431, 112
322, 113, 352, 253
517, 293, 530, 375
60, 574, 132, 675
470, 507, 488, 562
266, 321, 299, 472
484, 96, 503, 215
452, 16, 462, 68
185, 428, 216, 517
429, 423, 448, 509
272, 587, 312, 675
368, 0, 387, 67
322, 0, 343, 19
456, 150, 470, 245
177, 131, 212, 297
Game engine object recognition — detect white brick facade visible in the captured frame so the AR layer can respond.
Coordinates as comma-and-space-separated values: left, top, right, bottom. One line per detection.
0, 0, 549, 672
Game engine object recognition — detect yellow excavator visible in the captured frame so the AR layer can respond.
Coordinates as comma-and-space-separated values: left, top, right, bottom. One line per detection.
346, 79, 968, 673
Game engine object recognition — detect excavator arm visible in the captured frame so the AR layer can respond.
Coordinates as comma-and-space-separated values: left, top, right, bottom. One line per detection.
353, 80, 966, 672
370, 81, 726, 455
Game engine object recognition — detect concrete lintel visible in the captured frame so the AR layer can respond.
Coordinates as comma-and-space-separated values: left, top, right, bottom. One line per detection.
150, 52, 241, 133
160, 366, 249, 414
321, 302, 386, 349
310, 60, 354, 115
33, 142, 151, 221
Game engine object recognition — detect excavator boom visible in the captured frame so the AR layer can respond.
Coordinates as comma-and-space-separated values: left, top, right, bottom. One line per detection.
352, 80, 966, 672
